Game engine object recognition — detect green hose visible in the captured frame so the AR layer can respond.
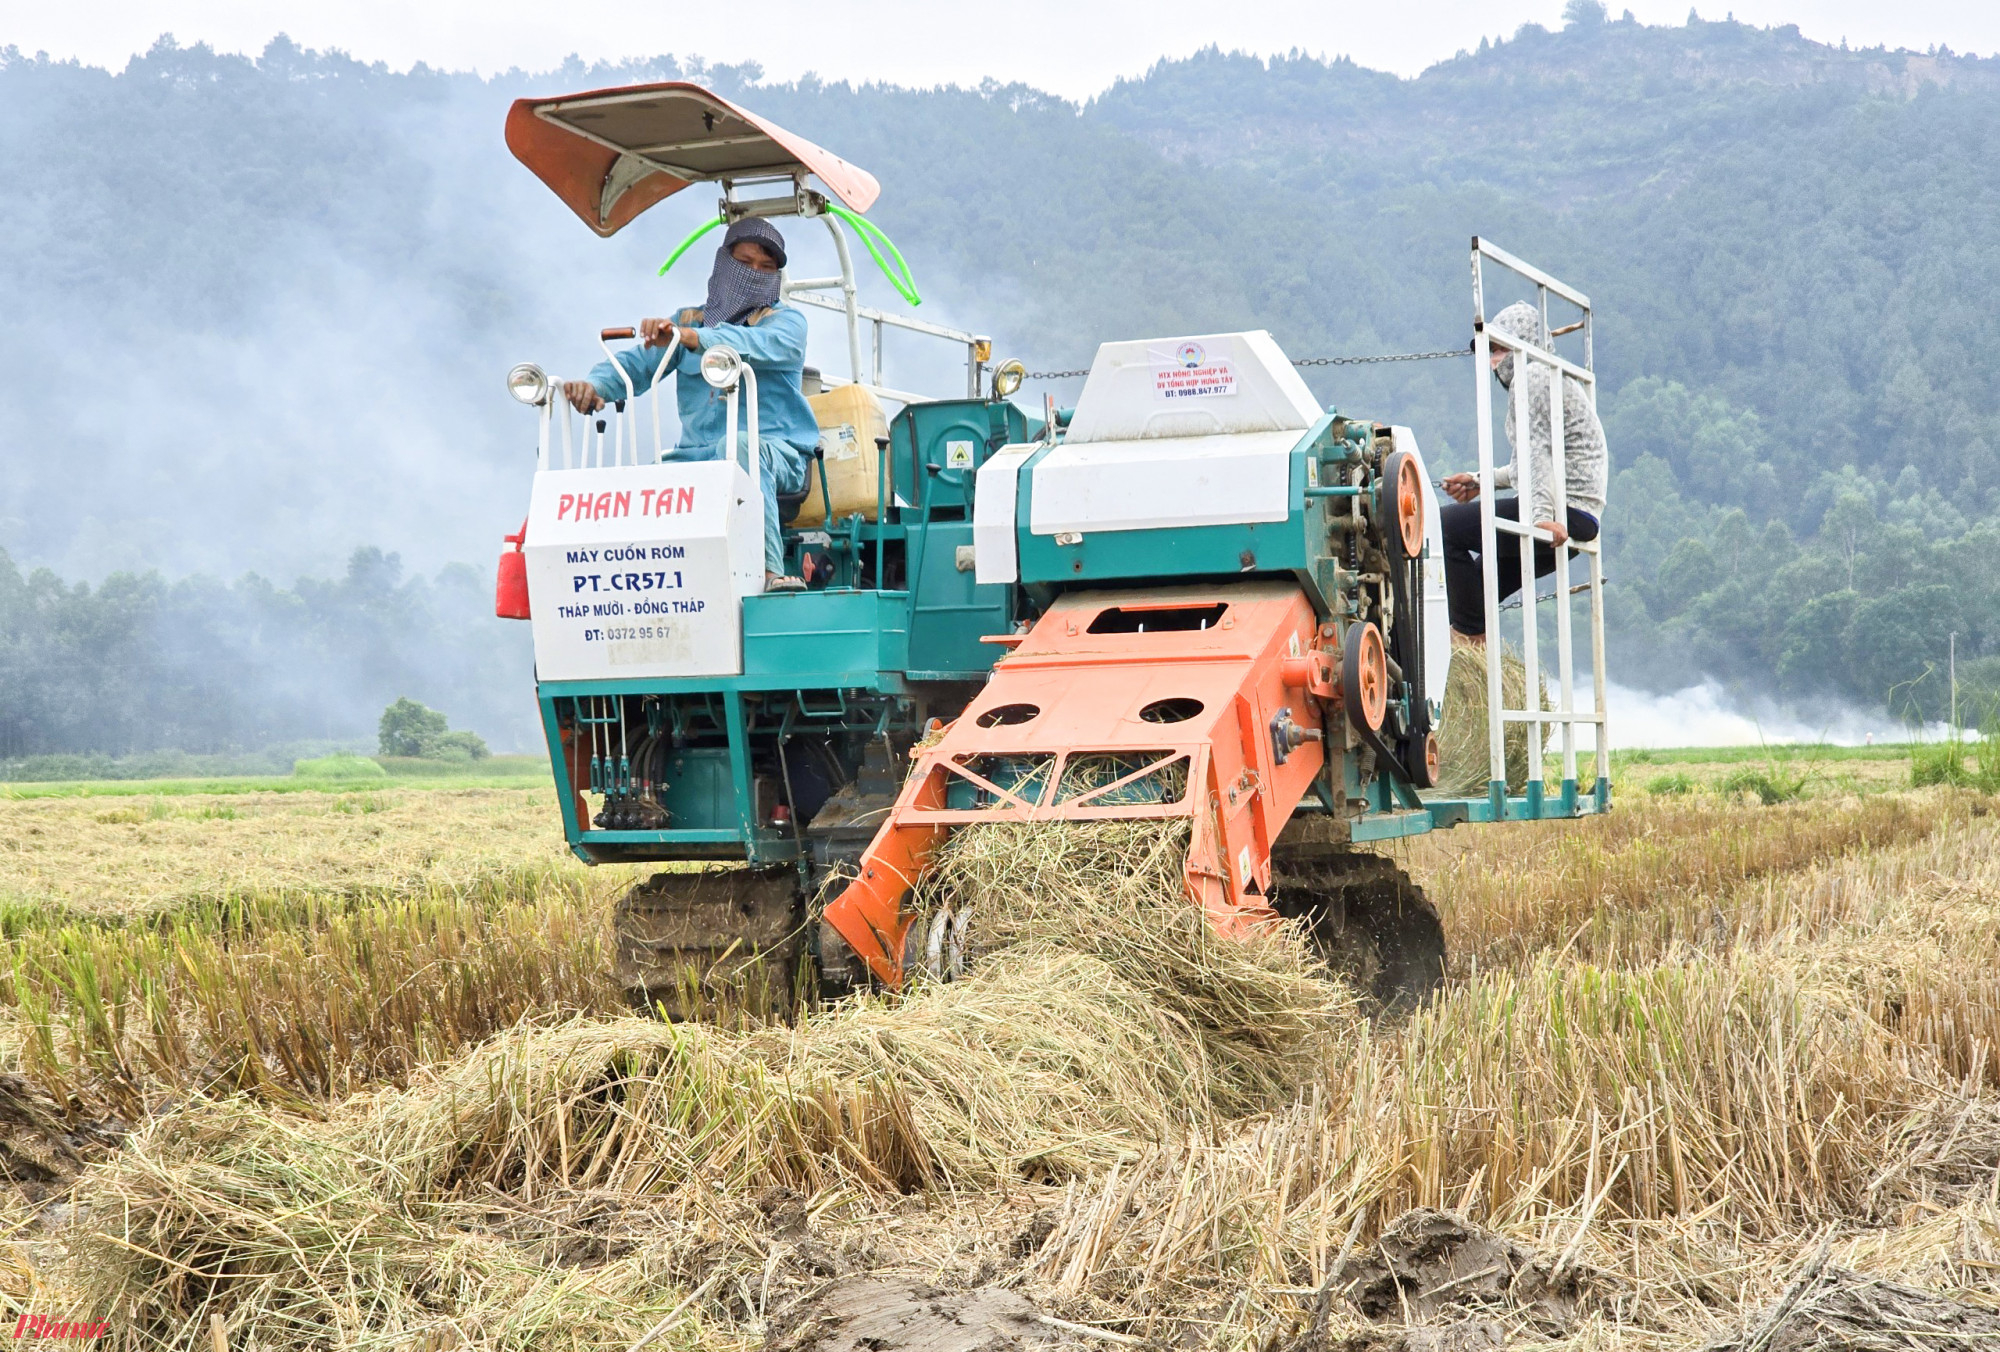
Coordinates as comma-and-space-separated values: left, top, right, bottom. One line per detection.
655, 215, 724, 277
657, 204, 922, 308
824, 202, 922, 307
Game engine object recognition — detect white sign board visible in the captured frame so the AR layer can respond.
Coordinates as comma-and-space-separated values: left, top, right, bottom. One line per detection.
1151, 340, 1237, 400
1064, 330, 1321, 444
524, 462, 762, 681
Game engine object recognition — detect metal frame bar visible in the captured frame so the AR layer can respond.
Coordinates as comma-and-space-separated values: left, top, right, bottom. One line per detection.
812, 372, 936, 408
647, 332, 682, 461
720, 362, 765, 547
1468, 237, 1610, 804
1054, 752, 1189, 810
1473, 236, 1592, 310
535, 388, 607, 472
805, 212, 867, 383
782, 293, 985, 346
782, 286, 986, 397
598, 329, 638, 465
941, 756, 1047, 812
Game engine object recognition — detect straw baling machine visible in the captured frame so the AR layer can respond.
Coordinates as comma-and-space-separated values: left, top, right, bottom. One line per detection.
496, 83, 1611, 1010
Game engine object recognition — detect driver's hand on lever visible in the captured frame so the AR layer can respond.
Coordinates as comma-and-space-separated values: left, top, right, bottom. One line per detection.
639, 318, 700, 351
562, 380, 605, 415
1441, 472, 1480, 503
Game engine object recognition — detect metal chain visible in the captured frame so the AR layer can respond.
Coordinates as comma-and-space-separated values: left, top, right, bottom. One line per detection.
1500, 579, 1607, 611
1292, 346, 1472, 368
1023, 345, 1470, 381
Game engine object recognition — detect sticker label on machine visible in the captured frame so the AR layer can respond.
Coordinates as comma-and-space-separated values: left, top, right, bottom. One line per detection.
521, 462, 761, 681
1152, 340, 1236, 401
822, 424, 861, 462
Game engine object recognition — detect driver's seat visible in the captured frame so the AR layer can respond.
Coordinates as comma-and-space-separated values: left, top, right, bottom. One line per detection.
777, 446, 824, 525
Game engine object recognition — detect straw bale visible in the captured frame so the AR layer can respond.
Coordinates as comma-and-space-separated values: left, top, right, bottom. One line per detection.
920, 820, 1350, 1112
1436, 640, 1534, 796
373, 820, 1350, 1196
69, 1096, 768, 1348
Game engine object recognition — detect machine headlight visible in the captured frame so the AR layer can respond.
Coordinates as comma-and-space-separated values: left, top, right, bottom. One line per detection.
506, 362, 550, 406
700, 345, 745, 390
992, 359, 1026, 399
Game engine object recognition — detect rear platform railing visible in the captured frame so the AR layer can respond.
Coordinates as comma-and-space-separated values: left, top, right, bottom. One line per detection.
1468, 238, 1609, 816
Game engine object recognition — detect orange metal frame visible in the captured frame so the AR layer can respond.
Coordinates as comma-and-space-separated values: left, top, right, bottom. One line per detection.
823, 582, 1343, 984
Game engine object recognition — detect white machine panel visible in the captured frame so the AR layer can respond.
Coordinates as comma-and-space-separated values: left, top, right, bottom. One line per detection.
973, 442, 1038, 585
1064, 330, 1322, 444
1028, 429, 1302, 535
524, 462, 762, 681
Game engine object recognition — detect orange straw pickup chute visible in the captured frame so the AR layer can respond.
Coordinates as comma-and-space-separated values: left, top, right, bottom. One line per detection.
823, 583, 1340, 986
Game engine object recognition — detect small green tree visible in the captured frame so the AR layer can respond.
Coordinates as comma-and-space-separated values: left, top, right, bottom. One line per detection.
425, 729, 491, 762
377, 699, 491, 760
378, 698, 448, 757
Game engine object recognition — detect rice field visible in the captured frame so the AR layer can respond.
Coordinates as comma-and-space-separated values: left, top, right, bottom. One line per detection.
0, 770, 1994, 1350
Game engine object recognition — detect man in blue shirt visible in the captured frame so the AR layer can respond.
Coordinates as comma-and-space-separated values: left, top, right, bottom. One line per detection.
563, 218, 816, 591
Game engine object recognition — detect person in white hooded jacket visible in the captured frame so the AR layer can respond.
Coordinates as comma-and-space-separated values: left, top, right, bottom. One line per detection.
1437, 301, 1609, 642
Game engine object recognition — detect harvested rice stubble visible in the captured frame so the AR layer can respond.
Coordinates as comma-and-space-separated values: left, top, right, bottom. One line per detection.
65, 821, 1355, 1345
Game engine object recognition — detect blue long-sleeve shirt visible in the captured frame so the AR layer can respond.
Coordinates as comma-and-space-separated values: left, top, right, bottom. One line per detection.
586, 304, 820, 456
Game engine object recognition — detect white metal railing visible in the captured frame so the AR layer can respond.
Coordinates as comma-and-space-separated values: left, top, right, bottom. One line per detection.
1468, 237, 1610, 798
523, 339, 765, 559
532, 329, 684, 472
782, 285, 989, 402
720, 358, 765, 528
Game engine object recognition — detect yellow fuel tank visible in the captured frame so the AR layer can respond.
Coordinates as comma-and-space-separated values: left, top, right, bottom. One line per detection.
795, 383, 890, 527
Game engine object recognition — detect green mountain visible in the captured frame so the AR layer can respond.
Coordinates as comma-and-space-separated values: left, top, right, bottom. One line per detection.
1076, 19, 2000, 716
1, 13, 1996, 756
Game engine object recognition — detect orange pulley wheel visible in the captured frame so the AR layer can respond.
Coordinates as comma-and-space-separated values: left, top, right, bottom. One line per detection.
1415, 730, 1441, 789
1341, 621, 1389, 732
1382, 449, 1426, 559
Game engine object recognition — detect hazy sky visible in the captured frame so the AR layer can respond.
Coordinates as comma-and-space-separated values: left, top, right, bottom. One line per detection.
10, 1, 1999, 98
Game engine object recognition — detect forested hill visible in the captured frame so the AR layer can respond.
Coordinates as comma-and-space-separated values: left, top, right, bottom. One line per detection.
1083, 17, 2000, 716
2, 11, 1998, 758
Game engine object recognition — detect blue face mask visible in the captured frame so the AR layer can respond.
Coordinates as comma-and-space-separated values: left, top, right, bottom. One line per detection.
703, 247, 782, 327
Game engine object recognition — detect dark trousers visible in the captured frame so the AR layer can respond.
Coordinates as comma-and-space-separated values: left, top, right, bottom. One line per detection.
1440, 496, 1600, 636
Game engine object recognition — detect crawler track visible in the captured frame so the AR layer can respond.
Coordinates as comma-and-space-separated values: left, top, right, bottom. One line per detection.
613, 866, 808, 1016
1269, 846, 1446, 1013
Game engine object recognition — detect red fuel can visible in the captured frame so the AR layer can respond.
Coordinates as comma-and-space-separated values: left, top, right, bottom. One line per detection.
495, 520, 530, 619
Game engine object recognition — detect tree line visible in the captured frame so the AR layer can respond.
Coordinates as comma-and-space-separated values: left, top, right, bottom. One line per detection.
0, 548, 531, 763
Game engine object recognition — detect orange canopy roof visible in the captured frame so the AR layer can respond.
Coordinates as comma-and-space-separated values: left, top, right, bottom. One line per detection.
506, 81, 881, 237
